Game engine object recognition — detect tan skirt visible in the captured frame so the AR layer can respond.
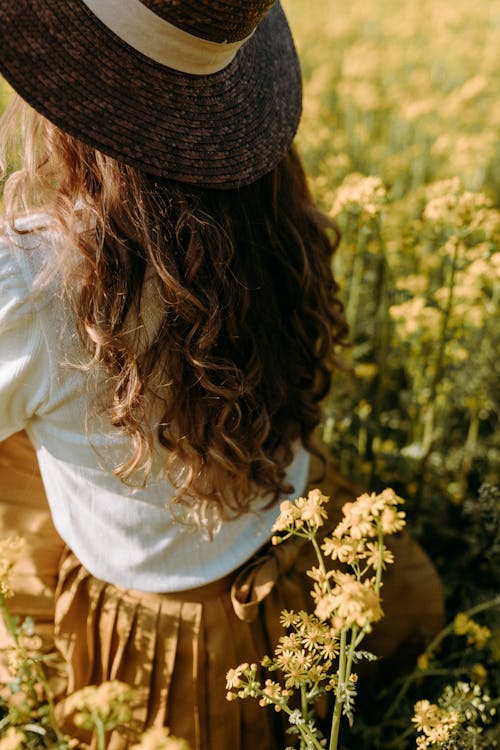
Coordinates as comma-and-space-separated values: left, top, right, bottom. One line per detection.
1, 433, 445, 749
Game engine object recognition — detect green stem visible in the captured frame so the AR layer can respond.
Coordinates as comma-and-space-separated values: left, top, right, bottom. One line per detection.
415, 236, 460, 504
93, 714, 107, 750
0, 594, 64, 740
344, 627, 359, 686
33, 659, 64, 741
301, 683, 309, 732
0, 595, 21, 647
311, 535, 331, 592
375, 526, 384, 593
329, 628, 348, 750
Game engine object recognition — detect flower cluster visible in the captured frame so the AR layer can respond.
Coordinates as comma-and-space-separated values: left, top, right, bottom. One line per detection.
310, 489, 404, 629
131, 727, 192, 750
331, 173, 387, 220
453, 613, 491, 649
0, 727, 26, 750
412, 699, 460, 748
62, 680, 136, 732
227, 487, 405, 750
0, 537, 25, 599
423, 178, 494, 231
272, 488, 329, 537
312, 572, 383, 630
413, 682, 495, 749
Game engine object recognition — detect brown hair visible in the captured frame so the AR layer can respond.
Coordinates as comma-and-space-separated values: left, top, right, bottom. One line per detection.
1, 96, 348, 529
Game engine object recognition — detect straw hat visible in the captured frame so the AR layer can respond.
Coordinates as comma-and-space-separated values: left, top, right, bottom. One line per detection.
0, 0, 302, 189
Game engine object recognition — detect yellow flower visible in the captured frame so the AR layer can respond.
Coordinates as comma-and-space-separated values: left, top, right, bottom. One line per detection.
331, 173, 386, 220
62, 680, 136, 731
272, 500, 300, 532
417, 653, 430, 671
225, 663, 248, 690
412, 699, 459, 746
379, 507, 406, 534
321, 536, 364, 564
131, 727, 191, 750
296, 489, 329, 528
314, 572, 383, 628
471, 663, 488, 686
0, 728, 25, 750
0, 536, 26, 599
365, 542, 394, 569
337, 502, 375, 540
453, 613, 491, 648
259, 679, 284, 707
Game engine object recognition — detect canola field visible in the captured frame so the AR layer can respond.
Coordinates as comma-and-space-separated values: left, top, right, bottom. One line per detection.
283, 0, 499, 503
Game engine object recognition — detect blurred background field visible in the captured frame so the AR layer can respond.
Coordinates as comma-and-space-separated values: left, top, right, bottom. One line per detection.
282, 1, 500, 745
1, 0, 499, 746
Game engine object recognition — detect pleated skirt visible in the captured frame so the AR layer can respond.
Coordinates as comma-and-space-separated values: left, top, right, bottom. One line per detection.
54, 542, 316, 750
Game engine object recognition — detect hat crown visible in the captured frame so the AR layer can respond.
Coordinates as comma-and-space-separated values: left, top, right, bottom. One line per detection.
141, 0, 276, 42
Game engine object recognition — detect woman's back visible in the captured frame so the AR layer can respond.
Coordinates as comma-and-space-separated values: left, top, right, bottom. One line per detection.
0, 136, 345, 591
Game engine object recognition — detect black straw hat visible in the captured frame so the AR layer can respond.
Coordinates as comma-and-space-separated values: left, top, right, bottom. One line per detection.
0, 0, 302, 189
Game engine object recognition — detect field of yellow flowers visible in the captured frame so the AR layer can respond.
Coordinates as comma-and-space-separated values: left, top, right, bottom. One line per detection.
0, 0, 499, 747
282, 1, 500, 745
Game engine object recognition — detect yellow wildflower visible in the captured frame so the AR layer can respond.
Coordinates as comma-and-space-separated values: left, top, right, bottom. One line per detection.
365, 542, 394, 569
453, 613, 491, 648
321, 536, 364, 564
272, 500, 300, 532
131, 727, 191, 750
417, 653, 430, 671
471, 663, 488, 686
63, 680, 136, 730
412, 699, 460, 748
379, 507, 406, 534
331, 173, 386, 219
225, 663, 248, 690
313, 572, 383, 628
259, 679, 284, 707
295, 489, 329, 528
0, 536, 26, 599
0, 728, 25, 750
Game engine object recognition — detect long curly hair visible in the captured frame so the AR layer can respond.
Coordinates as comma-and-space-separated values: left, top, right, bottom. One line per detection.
1, 96, 348, 528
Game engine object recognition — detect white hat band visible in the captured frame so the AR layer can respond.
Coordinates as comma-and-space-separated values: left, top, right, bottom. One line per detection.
81, 0, 253, 75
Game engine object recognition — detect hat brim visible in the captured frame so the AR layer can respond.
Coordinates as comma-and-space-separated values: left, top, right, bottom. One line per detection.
0, 1, 302, 189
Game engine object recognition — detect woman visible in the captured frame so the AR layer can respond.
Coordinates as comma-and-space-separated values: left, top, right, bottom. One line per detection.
0, 1, 443, 748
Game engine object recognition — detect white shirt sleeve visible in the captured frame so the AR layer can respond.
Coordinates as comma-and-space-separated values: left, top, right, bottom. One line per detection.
0, 238, 51, 440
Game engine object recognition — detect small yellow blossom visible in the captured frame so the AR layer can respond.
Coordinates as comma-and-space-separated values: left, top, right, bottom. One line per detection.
453, 613, 491, 648
417, 653, 430, 671
272, 489, 329, 533
412, 699, 460, 748
296, 489, 329, 528
331, 173, 387, 219
225, 663, 248, 690
0, 728, 25, 750
365, 542, 394, 569
259, 679, 284, 707
131, 727, 191, 750
63, 680, 136, 731
471, 663, 488, 686
313, 572, 383, 628
379, 507, 406, 534
0, 536, 26, 599
322, 536, 364, 564
272, 500, 300, 532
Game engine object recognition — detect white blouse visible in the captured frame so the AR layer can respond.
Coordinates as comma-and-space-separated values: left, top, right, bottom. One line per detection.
0, 215, 309, 592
